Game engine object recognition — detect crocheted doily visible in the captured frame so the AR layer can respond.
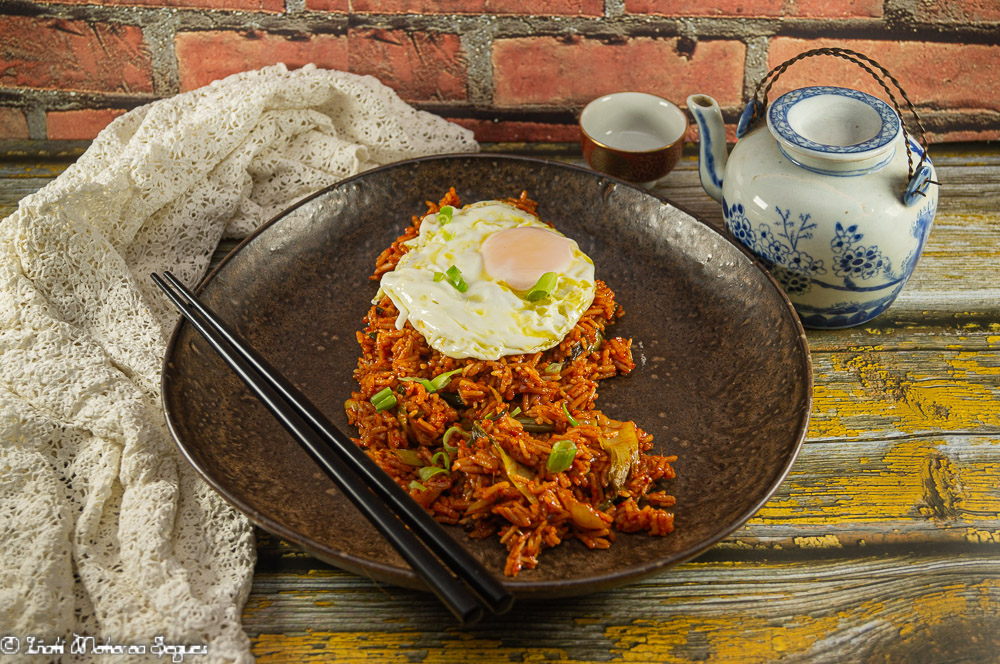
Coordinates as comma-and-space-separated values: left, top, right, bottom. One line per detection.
0, 64, 477, 663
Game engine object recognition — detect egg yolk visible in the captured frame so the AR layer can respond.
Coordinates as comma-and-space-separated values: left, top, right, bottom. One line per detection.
479, 226, 575, 292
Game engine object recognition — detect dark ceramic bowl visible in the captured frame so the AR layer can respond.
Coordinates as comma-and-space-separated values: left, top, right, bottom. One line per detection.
161, 154, 811, 599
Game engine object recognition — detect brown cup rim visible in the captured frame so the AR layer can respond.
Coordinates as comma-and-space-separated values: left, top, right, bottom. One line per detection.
579, 92, 687, 155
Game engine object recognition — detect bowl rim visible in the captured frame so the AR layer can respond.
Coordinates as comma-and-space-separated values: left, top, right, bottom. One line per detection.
161, 152, 813, 597
579, 91, 689, 154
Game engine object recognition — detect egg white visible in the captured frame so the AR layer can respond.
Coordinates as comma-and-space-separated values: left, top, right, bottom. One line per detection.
376, 200, 596, 360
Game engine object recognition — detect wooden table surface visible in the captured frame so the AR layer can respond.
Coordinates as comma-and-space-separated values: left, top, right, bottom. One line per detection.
2, 141, 998, 663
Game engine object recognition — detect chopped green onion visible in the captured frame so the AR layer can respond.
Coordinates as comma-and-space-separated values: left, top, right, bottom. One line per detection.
546, 439, 578, 473
432, 450, 450, 469
562, 403, 580, 427
409, 480, 427, 491
371, 387, 396, 412
433, 271, 446, 282
418, 466, 449, 481
440, 392, 464, 409
400, 368, 463, 394
429, 368, 463, 392
399, 376, 436, 392
515, 416, 554, 433
544, 362, 563, 374
392, 449, 424, 466
438, 205, 454, 224
442, 426, 467, 451
444, 265, 468, 293
509, 406, 522, 418
525, 272, 557, 301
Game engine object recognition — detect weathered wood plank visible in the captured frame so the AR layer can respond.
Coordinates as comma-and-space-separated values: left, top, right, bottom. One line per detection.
806, 314, 1000, 353
923, 147, 1000, 214
0, 177, 67, 219
808, 349, 1000, 441
735, 346, 1000, 547
243, 551, 1000, 663
729, 435, 1000, 550
0, 162, 71, 179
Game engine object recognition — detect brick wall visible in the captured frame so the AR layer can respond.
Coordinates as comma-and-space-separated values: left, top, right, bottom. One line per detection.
1, 0, 997, 143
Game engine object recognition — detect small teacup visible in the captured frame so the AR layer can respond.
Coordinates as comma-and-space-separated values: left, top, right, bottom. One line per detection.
579, 92, 688, 184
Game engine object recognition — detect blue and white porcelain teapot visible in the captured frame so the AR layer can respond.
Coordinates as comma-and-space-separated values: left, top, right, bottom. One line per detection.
687, 48, 939, 329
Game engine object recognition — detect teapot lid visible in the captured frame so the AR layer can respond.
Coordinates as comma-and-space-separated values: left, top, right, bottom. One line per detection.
767, 86, 900, 166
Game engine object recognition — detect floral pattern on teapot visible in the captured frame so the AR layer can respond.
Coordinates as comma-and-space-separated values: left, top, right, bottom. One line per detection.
723, 195, 936, 328
723, 199, 904, 292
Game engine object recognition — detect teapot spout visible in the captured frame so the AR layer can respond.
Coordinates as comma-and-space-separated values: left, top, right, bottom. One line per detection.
686, 94, 727, 203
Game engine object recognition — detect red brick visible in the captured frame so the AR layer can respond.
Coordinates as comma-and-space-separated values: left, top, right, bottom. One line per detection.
688, 119, 739, 145
767, 38, 1000, 111
36, 0, 284, 10
626, 0, 783, 17
493, 37, 745, 107
627, 0, 881, 17
0, 16, 152, 93
0, 108, 29, 139
302, 0, 349, 10
175, 31, 349, 91
348, 29, 467, 102
346, 0, 602, 14
47, 108, 127, 140
785, 0, 882, 18
919, 0, 1000, 22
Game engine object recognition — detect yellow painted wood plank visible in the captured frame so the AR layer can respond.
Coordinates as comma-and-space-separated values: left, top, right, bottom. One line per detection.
0, 162, 71, 179
728, 435, 1000, 549
808, 349, 1000, 441
243, 553, 1000, 663
807, 317, 1000, 353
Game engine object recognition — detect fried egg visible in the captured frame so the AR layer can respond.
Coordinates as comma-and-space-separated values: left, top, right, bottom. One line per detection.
376, 200, 596, 360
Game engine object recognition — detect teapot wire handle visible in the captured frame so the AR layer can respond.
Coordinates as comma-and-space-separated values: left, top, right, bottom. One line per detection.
744, 47, 932, 186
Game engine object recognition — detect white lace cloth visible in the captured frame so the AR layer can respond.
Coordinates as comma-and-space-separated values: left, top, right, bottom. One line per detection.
0, 64, 477, 662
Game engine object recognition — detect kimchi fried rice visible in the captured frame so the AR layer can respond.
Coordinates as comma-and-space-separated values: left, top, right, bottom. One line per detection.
344, 189, 677, 576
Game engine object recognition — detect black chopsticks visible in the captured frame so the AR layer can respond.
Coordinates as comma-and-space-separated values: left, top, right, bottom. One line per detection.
152, 271, 513, 626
